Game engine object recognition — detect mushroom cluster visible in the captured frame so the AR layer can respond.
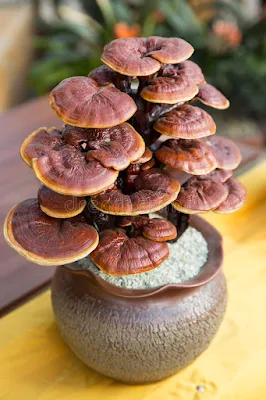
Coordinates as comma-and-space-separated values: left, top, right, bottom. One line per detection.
4, 36, 246, 277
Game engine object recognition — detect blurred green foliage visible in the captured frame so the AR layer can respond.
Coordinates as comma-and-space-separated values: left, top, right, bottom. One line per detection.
31, 0, 266, 118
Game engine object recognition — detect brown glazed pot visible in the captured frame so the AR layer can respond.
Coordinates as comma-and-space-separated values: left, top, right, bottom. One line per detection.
51, 216, 227, 384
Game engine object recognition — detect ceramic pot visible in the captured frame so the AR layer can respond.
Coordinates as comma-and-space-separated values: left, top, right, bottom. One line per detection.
51, 216, 227, 384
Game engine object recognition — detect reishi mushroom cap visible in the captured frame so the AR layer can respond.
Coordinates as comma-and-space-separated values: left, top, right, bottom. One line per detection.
4, 199, 98, 266
118, 216, 177, 242
63, 122, 145, 164
160, 61, 205, 85
206, 136, 242, 170
90, 228, 169, 275
155, 138, 218, 175
101, 37, 194, 76
140, 76, 199, 104
20, 127, 63, 166
131, 146, 152, 164
196, 83, 230, 110
23, 123, 145, 197
91, 168, 181, 216
205, 168, 233, 183
38, 185, 86, 218
32, 145, 118, 197
172, 175, 228, 214
154, 105, 216, 139
214, 178, 246, 214
49, 76, 137, 128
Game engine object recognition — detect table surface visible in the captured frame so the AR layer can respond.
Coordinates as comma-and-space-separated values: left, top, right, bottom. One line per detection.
0, 97, 60, 315
0, 97, 262, 316
1, 162, 266, 399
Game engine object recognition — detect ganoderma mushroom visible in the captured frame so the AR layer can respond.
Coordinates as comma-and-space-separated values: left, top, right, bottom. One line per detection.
49, 76, 137, 128
90, 216, 177, 275
101, 37, 194, 76
91, 168, 180, 216
4, 199, 98, 266
38, 185, 87, 218
155, 138, 218, 175
153, 105, 216, 139
20, 123, 145, 196
196, 83, 230, 110
4, 35, 246, 276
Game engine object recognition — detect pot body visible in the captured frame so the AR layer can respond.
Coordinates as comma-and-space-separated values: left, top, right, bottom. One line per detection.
51, 267, 227, 383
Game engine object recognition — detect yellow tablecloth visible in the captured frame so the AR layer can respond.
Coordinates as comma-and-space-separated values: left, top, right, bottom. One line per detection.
1, 162, 266, 400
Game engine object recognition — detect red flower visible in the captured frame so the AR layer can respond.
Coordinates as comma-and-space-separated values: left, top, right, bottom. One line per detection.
114, 22, 141, 38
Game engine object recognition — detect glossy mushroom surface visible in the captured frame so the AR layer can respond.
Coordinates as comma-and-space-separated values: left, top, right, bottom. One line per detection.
205, 168, 233, 183
90, 228, 169, 275
154, 105, 216, 139
172, 176, 228, 214
92, 169, 181, 216
63, 122, 145, 164
140, 76, 198, 104
101, 37, 194, 76
38, 185, 86, 218
23, 123, 146, 196
160, 61, 205, 85
118, 216, 177, 242
155, 138, 217, 175
20, 127, 64, 166
196, 83, 230, 110
33, 146, 118, 196
4, 199, 98, 266
49, 76, 137, 128
131, 146, 152, 164
214, 178, 246, 214
206, 136, 242, 170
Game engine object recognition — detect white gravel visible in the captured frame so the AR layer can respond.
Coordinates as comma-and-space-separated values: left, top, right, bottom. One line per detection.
75, 227, 208, 290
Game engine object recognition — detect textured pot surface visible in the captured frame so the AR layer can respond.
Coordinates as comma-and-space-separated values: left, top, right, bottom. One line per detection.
52, 266, 227, 383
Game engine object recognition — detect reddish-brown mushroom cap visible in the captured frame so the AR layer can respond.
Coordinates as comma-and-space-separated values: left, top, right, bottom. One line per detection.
206, 136, 242, 170
4, 199, 98, 266
101, 37, 194, 76
205, 168, 233, 183
38, 185, 86, 218
155, 138, 218, 175
119, 216, 177, 242
160, 61, 205, 85
88, 65, 131, 92
172, 175, 228, 214
214, 178, 246, 214
26, 124, 145, 196
196, 83, 230, 110
154, 105, 216, 139
140, 76, 199, 104
141, 158, 155, 171
91, 169, 181, 216
86, 141, 131, 171
20, 127, 64, 166
49, 76, 137, 128
32, 146, 118, 196
131, 146, 152, 164
63, 122, 145, 164
90, 228, 169, 275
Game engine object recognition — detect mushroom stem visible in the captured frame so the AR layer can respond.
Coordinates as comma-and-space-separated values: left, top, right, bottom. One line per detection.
84, 199, 117, 231
137, 73, 157, 93
131, 100, 180, 147
124, 164, 141, 194
167, 205, 190, 243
